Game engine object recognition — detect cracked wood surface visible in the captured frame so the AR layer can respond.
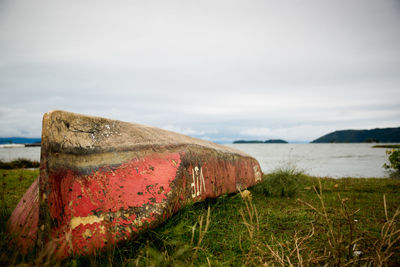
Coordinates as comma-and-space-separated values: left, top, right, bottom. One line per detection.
41, 110, 249, 156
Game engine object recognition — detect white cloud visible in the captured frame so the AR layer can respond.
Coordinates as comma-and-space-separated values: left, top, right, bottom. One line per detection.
162, 125, 205, 136
240, 128, 272, 138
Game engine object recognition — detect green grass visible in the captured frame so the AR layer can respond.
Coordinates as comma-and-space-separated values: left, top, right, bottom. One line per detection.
1, 168, 400, 266
0, 169, 38, 219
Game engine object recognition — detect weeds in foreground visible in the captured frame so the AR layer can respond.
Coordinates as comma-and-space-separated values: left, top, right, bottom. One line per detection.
297, 180, 364, 266
122, 206, 211, 267
256, 166, 308, 198
263, 225, 316, 266
190, 206, 211, 266
373, 195, 400, 266
258, 179, 400, 266
238, 189, 259, 265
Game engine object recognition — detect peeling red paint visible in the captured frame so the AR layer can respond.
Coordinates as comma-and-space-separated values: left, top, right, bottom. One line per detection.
43, 152, 182, 255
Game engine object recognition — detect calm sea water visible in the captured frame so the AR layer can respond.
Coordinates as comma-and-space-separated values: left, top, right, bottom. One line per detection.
0, 146, 41, 162
0, 144, 394, 178
227, 143, 394, 178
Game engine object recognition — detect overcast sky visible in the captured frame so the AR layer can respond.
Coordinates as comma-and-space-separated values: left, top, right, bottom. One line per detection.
1, 0, 399, 143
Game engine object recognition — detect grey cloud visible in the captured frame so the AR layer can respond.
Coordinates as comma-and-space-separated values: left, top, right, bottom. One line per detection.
0, 0, 399, 142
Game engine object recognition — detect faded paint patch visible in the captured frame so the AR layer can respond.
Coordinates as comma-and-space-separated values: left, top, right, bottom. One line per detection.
253, 165, 262, 182
70, 215, 104, 230
82, 229, 92, 239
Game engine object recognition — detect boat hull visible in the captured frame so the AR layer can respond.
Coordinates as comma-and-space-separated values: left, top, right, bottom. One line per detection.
9, 110, 262, 258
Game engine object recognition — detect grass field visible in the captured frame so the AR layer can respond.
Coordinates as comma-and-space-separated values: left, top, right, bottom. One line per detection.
1, 168, 400, 266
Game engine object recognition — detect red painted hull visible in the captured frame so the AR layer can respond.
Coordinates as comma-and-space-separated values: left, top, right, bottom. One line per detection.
9, 110, 262, 258
8, 177, 39, 254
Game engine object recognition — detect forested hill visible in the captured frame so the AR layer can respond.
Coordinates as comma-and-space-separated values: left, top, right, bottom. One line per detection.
311, 127, 400, 143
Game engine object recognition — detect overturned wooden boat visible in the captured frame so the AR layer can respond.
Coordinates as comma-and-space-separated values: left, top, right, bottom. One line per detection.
9, 110, 262, 258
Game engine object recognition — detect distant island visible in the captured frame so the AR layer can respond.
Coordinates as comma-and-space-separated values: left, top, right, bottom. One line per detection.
311, 127, 400, 143
233, 139, 288, 144
264, 139, 288, 143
